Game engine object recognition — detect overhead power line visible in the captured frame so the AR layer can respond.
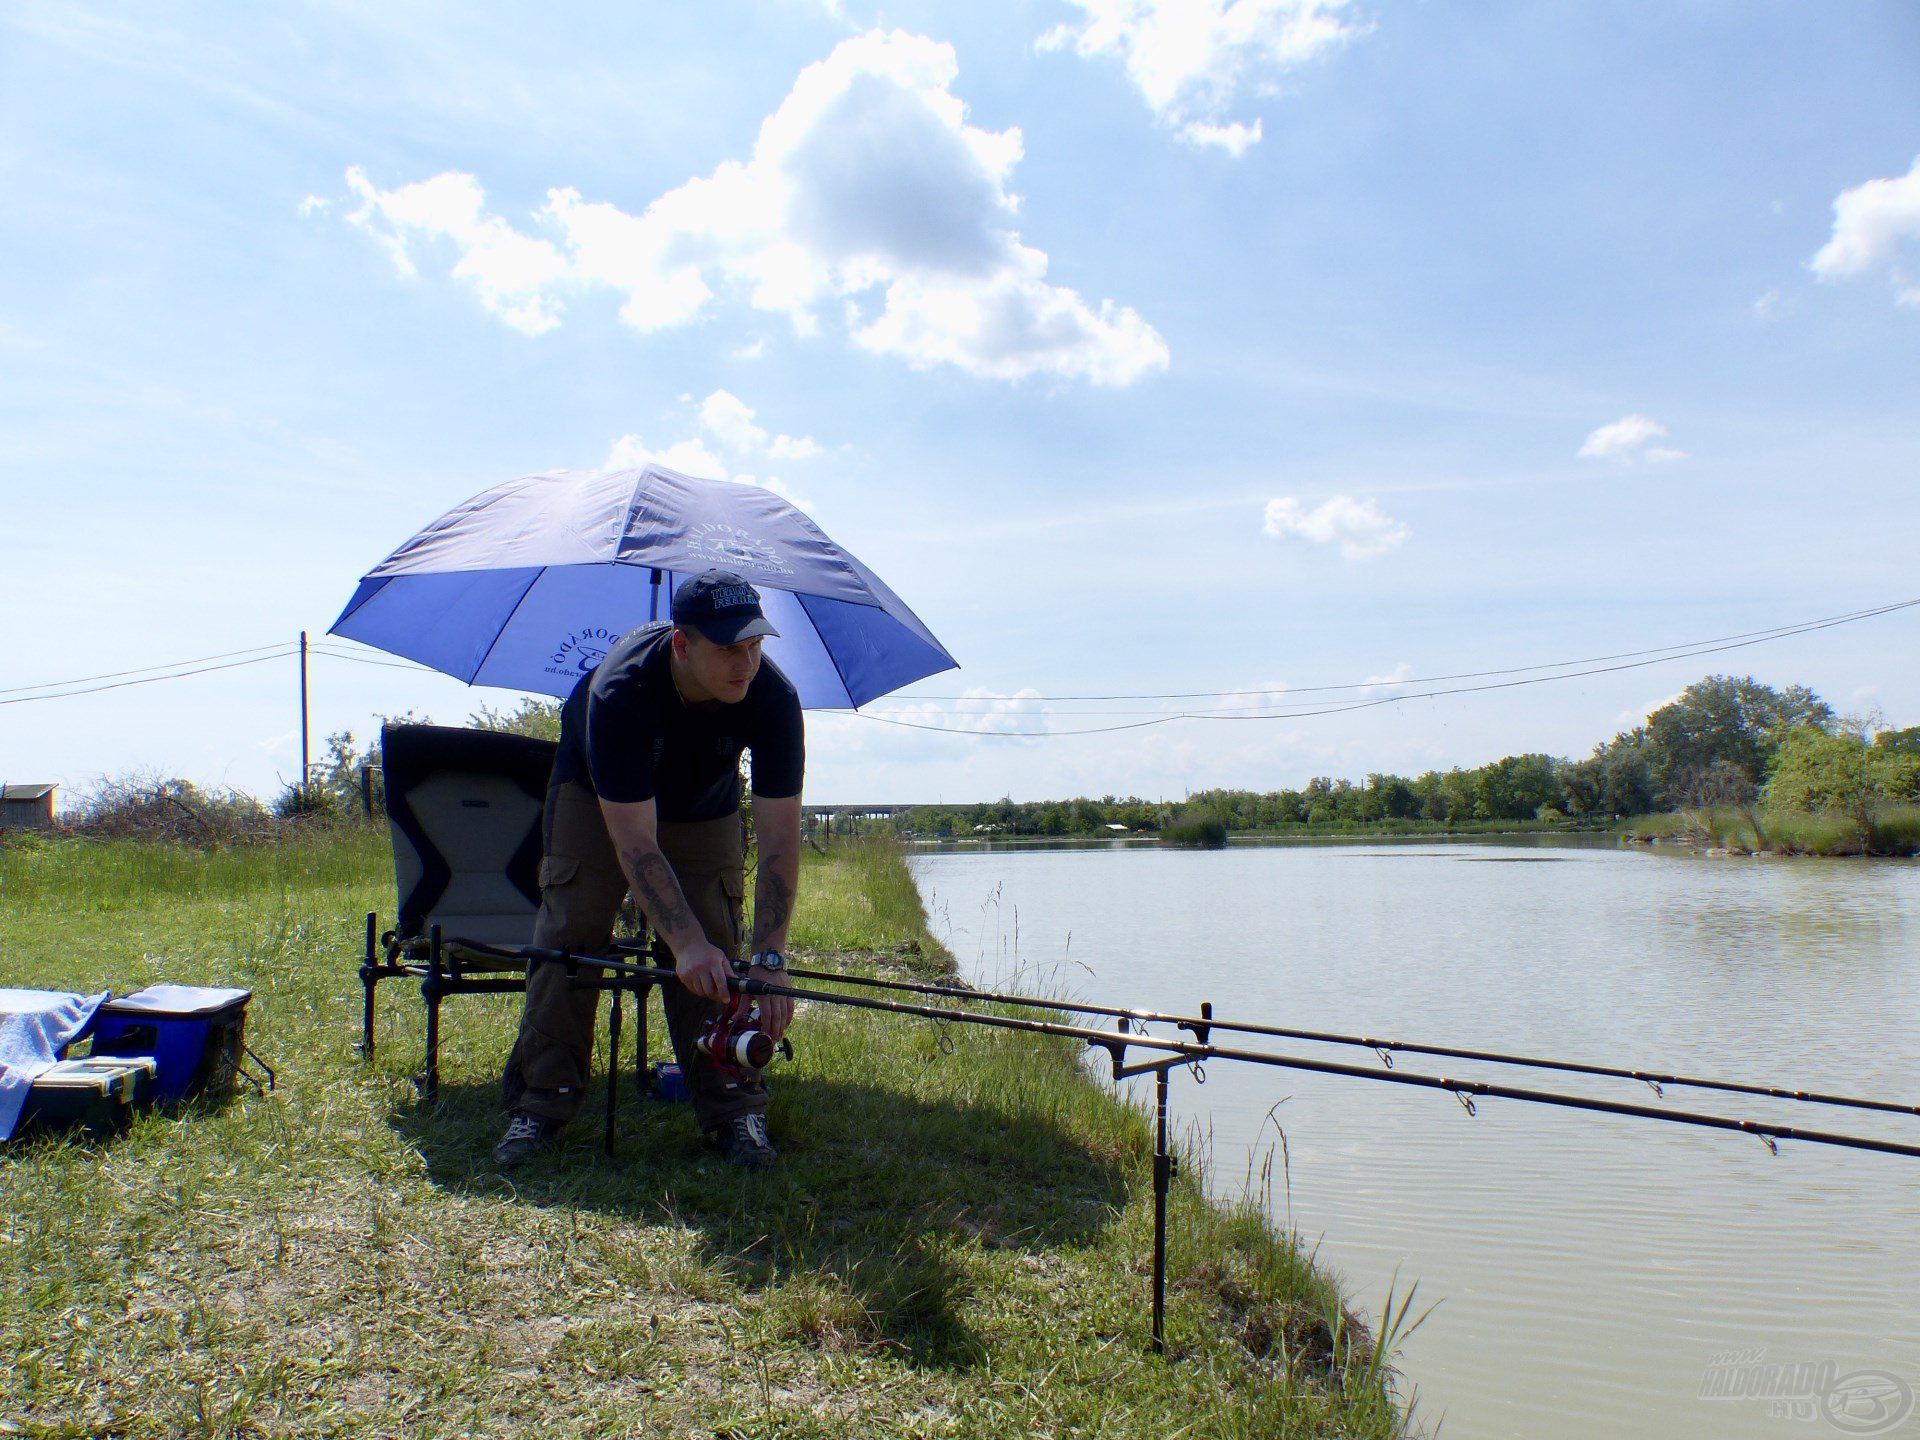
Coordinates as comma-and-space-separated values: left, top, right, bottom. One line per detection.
2, 595, 1912, 726
851, 596, 1920, 737
873, 596, 1920, 707
0, 642, 298, 698
0, 648, 300, 708
308, 644, 440, 673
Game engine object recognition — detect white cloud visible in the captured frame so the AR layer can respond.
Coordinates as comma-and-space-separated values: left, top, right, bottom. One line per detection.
1262, 494, 1407, 559
1810, 154, 1920, 309
338, 31, 1167, 384
695, 388, 823, 464
1577, 414, 1686, 464
1180, 118, 1263, 156
254, 727, 298, 756
872, 687, 1051, 741
605, 434, 728, 477
297, 195, 328, 217
733, 338, 768, 359
343, 167, 570, 335
1751, 289, 1782, 320
768, 433, 824, 460
1039, 0, 1364, 155
698, 389, 769, 452
1361, 661, 1413, 694
606, 392, 818, 509
1617, 690, 1683, 730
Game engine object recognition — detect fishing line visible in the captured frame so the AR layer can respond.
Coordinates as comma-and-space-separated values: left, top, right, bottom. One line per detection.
780, 965, 1920, 1119
481, 943, 1920, 1161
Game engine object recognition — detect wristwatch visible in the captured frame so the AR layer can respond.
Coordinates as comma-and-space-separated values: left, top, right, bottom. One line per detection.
749, 950, 788, 975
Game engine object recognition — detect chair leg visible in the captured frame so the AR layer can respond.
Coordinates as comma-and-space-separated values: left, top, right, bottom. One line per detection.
605, 983, 622, 1156
356, 911, 379, 1057
421, 925, 444, 1103
635, 981, 651, 1099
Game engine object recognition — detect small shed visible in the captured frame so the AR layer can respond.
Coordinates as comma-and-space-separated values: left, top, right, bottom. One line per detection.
1, 784, 56, 830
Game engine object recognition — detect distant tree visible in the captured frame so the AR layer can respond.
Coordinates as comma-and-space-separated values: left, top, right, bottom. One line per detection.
471, 698, 563, 742
309, 709, 432, 817
1676, 758, 1769, 848
1764, 721, 1916, 840
1591, 731, 1660, 816
1438, 768, 1476, 822
1559, 757, 1602, 818
1874, 725, 1920, 760
1645, 675, 1833, 803
1377, 774, 1418, 820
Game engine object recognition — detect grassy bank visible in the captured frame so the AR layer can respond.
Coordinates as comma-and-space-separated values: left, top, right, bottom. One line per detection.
1619, 804, 1920, 857
0, 828, 1407, 1439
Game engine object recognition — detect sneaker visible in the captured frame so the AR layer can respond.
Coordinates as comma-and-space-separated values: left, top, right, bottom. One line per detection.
493, 1110, 561, 1168
707, 1113, 779, 1169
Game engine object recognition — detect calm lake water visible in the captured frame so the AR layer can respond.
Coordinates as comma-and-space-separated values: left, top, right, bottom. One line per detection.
909, 837, 1920, 1440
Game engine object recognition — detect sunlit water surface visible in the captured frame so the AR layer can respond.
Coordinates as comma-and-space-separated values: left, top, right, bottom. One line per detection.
909, 838, 1920, 1440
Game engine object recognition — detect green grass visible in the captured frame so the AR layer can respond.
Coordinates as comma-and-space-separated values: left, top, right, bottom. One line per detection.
1618, 804, 1920, 857
1872, 803, 1920, 854
0, 829, 1409, 1438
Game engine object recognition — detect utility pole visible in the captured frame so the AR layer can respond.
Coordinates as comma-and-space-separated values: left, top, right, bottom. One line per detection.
299, 630, 311, 801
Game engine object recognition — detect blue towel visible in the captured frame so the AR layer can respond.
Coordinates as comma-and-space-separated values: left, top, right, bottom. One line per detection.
0, 988, 110, 1140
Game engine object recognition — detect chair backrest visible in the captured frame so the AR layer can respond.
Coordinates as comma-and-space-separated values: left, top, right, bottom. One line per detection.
381, 723, 555, 946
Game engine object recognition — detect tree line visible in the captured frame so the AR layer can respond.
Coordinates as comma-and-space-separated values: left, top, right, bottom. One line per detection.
899, 675, 1920, 841
267, 673, 1920, 855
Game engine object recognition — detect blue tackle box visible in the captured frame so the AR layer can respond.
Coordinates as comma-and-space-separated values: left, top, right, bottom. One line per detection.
87, 985, 266, 1102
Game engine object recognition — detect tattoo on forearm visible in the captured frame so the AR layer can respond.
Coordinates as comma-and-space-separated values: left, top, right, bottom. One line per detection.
623, 848, 695, 938
753, 867, 793, 950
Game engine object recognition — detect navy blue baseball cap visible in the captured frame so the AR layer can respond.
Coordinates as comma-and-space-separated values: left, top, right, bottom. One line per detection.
672, 569, 780, 644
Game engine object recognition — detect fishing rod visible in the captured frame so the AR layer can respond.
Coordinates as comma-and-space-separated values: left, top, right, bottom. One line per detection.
757, 961, 1920, 1121
561, 947, 1920, 1161
384, 930, 1920, 1355
583, 951, 1920, 1354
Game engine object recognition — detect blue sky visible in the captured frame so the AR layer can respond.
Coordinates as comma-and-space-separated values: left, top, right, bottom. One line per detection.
4, 1, 1917, 807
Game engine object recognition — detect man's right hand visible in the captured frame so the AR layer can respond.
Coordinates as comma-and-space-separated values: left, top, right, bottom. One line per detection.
674, 938, 734, 1003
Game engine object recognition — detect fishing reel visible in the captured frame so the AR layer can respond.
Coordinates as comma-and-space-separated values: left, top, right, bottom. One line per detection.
695, 994, 794, 1081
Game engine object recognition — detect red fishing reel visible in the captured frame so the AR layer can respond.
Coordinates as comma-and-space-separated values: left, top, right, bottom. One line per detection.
694, 994, 793, 1081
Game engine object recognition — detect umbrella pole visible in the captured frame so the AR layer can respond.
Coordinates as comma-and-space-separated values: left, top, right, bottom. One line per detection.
649, 568, 661, 623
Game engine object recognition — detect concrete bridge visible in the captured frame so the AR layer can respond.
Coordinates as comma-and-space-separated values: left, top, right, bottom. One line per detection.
802, 802, 929, 834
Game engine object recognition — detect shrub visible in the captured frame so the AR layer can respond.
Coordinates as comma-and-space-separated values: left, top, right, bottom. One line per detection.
1160, 807, 1228, 848
65, 772, 278, 848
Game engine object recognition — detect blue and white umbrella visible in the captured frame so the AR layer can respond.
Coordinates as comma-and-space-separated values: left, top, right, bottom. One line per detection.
329, 465, 956, 707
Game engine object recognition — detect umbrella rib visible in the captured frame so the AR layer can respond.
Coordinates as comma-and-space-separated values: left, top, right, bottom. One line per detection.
796, 591, 859, 709
327, 576, 391, 634
467, 568, 547, 685
619, 468, 654, 561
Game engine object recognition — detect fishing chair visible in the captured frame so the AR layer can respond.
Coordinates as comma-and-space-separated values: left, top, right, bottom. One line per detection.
356, 723, 655, 1133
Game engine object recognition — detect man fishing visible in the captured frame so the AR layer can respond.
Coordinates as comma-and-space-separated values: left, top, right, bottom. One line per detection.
495, 569, 804, 1169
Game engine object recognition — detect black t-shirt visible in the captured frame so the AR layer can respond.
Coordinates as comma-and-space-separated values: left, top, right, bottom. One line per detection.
551, 623, 804, 821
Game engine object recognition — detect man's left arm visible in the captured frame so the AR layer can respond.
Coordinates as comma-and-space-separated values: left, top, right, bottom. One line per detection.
748, 792, 802, 1039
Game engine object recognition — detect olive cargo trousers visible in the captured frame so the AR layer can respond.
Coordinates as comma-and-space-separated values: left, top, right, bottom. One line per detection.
502, 779, 766, 1131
